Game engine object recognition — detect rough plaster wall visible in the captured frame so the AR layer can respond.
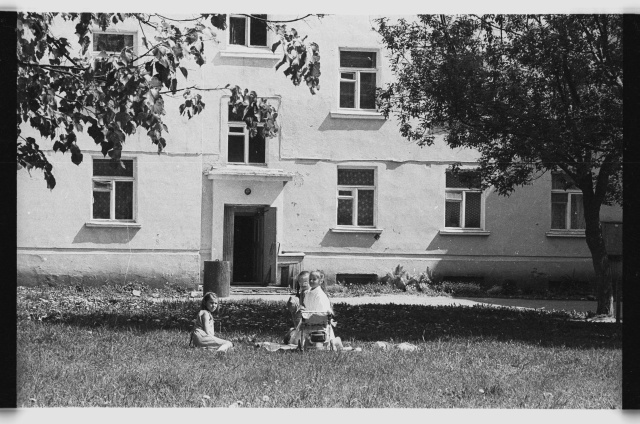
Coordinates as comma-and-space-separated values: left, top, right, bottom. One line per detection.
17, 251, 200, 288
18, 154, 202, 250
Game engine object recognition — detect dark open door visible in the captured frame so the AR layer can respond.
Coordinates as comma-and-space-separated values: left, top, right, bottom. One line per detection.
224, 205, 275, 286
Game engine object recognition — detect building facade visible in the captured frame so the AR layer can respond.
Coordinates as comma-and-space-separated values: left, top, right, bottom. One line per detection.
17, 14, 622, 289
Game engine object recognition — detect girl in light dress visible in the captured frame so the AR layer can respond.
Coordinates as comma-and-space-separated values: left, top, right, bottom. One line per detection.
190, 292, 233, 352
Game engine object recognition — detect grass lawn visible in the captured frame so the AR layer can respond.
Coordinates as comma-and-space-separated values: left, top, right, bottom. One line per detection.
17, 286, 621, 408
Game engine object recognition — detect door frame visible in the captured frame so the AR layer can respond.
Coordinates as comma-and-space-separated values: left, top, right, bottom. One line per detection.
223, 204, 275, 285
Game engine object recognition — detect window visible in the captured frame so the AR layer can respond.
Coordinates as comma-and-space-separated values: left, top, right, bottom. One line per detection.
229, 14, 268, 47
339, 50, 377, 110
337, 168, 375, 227
92, 158, 135, 221
227, 105, 266, 164
92, 32, 136, 75
551, 173, 585, 230
444, 171, 483, 229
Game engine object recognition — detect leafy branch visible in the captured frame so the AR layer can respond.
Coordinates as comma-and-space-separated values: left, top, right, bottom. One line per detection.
17, 12, 322, 189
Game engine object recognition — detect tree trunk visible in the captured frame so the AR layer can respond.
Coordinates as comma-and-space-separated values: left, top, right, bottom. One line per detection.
583, 197, 614, 316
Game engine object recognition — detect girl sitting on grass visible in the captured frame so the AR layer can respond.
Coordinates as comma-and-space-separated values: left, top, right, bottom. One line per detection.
190, 292, 233, 352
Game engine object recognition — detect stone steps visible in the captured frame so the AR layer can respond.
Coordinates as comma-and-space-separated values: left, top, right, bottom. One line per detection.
230, 286, 292, 295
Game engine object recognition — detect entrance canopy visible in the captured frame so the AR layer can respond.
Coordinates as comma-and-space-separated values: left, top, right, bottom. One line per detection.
206, 165, 295, 182
207, 165, 295, 287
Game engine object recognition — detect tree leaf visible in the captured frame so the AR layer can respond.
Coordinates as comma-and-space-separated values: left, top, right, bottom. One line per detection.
70, 143, 83, 165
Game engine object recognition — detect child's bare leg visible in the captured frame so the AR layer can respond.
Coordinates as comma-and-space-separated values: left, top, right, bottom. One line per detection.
194, 334, 233, 351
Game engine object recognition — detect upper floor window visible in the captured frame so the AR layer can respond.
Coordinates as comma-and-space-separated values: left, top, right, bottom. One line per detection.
445, 171, 483, 229
92, 32, 136, 75
229, 14, 268, 47
227, 105, 266, 164
551, 173, 585, 230
93, 33, 134, 54
92, 158, 135, 221
337, 168, 376, 227
339, 50, 377, 110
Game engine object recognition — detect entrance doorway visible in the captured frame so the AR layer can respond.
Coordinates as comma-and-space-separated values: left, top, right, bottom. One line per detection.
223, 205, 277, 286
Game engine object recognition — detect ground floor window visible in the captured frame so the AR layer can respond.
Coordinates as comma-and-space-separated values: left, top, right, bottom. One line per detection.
337, 168, 375, 227
551, 173, 585, 230
444, 170, 483, 229
92, 158, 135, 221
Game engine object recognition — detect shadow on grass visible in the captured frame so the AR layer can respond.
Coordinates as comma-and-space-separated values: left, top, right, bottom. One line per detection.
21, 298, 621, 350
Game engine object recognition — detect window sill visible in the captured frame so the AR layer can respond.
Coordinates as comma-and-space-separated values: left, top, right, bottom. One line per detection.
220, 46, 278, 60
330, 110, 386, 120
85, 221, 141, 228
330, 227, 383, 234
439, 229, 490, 236
546, 230, 586, 238
226, 162, 267, 167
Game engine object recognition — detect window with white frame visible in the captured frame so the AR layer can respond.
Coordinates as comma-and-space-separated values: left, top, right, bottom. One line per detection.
92, 32, 136, 75
444, 171, 483, 229
551, 173, 585, 230
92, 158, 135, 221
229, 14, 268, 47
339, 50, 378, 110
337, 168, 376, 227
227, 105, 266, 164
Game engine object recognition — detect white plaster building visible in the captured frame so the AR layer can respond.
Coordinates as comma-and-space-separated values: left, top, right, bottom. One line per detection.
17, 14, 622, 290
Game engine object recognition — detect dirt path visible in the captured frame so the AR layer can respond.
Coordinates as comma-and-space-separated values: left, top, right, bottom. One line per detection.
228, 294, 499, 308
227, 294, 617, 317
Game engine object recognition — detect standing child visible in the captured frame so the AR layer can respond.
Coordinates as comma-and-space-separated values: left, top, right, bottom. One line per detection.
301, 270, 332, 314
190, 292, 233, 352
299, 270, 343, 350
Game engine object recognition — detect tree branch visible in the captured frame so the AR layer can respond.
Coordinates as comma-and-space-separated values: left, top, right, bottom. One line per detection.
158, 85, 228, 95
18, 60, 87, 71
239, 14, 318, 24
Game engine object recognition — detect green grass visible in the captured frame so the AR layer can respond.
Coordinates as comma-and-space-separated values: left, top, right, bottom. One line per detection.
17, 286, 621, 408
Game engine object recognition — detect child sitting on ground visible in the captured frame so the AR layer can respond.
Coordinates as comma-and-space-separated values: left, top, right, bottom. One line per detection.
190, 292, 233, 352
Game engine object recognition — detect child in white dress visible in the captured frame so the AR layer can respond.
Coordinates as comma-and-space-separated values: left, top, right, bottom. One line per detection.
298, 271, 343, 350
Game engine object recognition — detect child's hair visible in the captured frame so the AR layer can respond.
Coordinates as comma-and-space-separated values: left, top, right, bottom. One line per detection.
311, 270, 326, 290
200, 292, 219, 312
295, 271, 310, 296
